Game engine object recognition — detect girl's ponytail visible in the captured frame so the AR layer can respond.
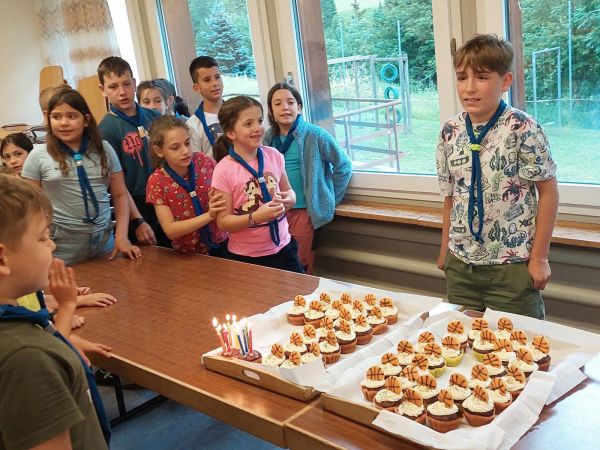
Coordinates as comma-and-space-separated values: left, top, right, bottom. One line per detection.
212, 135, 230, 163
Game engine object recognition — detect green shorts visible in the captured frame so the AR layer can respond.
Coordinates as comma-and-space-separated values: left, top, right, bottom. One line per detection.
445, 252, 545, 320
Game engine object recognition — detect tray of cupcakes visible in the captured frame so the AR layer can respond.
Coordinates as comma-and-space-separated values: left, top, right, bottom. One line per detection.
201, 278, 443, 401
320, 308, 600, 449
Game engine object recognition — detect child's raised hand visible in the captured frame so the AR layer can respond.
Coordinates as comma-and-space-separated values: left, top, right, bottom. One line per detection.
78, 292, 118, 308
208, 191, 227, 219
48, 259, 78, 310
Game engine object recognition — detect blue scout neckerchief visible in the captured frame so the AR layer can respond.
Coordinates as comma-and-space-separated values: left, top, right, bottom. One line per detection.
271, 115, 301, 155
228, 146, 281, 245
194, 102, 219, 147
58, 131, 99, 224
0, 299, 111, 445
465, 100, 507, 244
162, 160, 216, 249
109, 102, 152, 175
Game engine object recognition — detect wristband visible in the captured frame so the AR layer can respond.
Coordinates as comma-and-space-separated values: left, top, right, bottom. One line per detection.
131, 218, 147, 229
529, 256, 549, 263
248, 212, 256, 227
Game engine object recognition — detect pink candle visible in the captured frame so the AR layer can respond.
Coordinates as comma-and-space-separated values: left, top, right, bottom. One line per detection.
248, 321, 253, 353
221, 324, 231, 351
215, 324, 227, 353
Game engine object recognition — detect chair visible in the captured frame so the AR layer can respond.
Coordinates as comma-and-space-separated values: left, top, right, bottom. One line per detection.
78, 75, 108, 123
39, 66, 64, 94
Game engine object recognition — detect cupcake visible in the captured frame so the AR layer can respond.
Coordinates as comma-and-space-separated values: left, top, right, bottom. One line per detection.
462, 385, 495, 427
354, 314, 374, 345
280, 350, 302, 369
324, 304, 340, 321
414, 331, 435, 354
426, 389, 462, 433
423, 342, 446, 378
411, 354, 430, 378
379, 297, 399, 325
340, 292, 353, 305
494, 317, 514, 340
530, 335, 551, 371
398, 388, 426, 424
447, 373, 471, 409
351, 299, 366, 320
483, 353, 507, 378
363, 293, 377, 312
503, 366, 527, 400
302, 324, 318, 345
337, 307, 353, 326
287, 295, 307, 326
468, 318, 489, 348
360, 365, 386, 401
304, 300, 325, 327
262, 343, 285, 366
468, 364, 491, 389
284, 332, 307, 357
472, 328, 497, 362
446, 320, 468, 350
488, 377, 512, 413
413, 373, 439, 405
373, 376, 403, 411
367, 306, 388, 335
508, 348, 538, 378
380, 352, 402, 377
398, 365, 419, 391
441, 335, 464, 367
316, 317, 335, 341
396, 340, 415, 367
510, 329, 529, 352
335, 319, 357, 354
301, 342, 323, 364
493, 338, 516, 367
319, 330, 341, 364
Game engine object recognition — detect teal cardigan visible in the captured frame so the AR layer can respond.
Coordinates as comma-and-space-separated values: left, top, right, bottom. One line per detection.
265, 117, 352, 229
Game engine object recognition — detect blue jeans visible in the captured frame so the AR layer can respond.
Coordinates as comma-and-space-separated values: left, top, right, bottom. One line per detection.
52, 223, 115, 266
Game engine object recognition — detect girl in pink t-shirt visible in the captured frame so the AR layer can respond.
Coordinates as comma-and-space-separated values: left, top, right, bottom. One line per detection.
211, 96, 303, 273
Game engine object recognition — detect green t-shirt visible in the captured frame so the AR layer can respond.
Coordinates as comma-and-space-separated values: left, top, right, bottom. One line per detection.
0, 322, 107, 450
283, 140, 306, 208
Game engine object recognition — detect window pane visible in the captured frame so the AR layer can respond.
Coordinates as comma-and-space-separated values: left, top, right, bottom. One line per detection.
320, 0, 439, 174
518, 0, 600, 184
188, 0, 259, 98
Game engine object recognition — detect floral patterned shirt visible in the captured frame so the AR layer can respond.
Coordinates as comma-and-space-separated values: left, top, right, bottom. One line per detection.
436, 106, 557, 265
146, 152, 227, 254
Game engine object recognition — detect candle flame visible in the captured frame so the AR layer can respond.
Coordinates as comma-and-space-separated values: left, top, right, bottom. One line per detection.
226, 313, 231, 321
212, 317, 218, 327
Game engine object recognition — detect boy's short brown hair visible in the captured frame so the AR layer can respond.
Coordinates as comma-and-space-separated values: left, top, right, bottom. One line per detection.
453, 34, 514, 75
0, 175, 52, 249
97, 56, 133, 85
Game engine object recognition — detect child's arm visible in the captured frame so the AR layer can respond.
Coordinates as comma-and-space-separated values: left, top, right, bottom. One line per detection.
215, 189, 285, 232
70, 334, 112, 366
320, 132, 352, 204
529, 178, 559, 289
154, 191, 226, 240
47, 259, 77, 338
127, 191, 158, 245
109, 171, 142, 260
276, 170, 296, 211
437, 196, 453, 270
30, 430, 72, 449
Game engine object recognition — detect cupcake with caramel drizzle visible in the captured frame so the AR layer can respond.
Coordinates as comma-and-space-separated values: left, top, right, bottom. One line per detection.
374, 375, 403, 411
367, 306, 388, 335
302, 324, 318, 345
280, 350, 303, 369
398, 388, 426, 424
468, 318, 489, 347
301, 342, 323, 364
488, 377, 512, 413
483, 352, 507, 378
335, 318, 357, 354
303, 300, 325, 327
508, 347, 538, 378
472, 328, 497, 362
397, 365, 419, 391
468, 364, 491, 389
502, 366, 527, 399
441, 335, 464, 367
396, 340, 415, 367
426, 389, 462, 433
287, 295, 307, 326
446, 373, 471, 408
444, 320, 468, 350
360, 365, 385, 401
379, 297, 398, 325
262, 343, 285, 366
414, 330, 435, 353
325, 300, 343, 321
495, 317, 514, 340
413, 373, 440, 405
284, 332, 307, 357
493, 338, 516, 367
529, 335, 551, 371
316, 317, 335, 341
411, 353, 430, 378
510, 329, 529, 352
354, 314, 374, 345
424, 342, 446, 378
462, 385, 495, 427
319, 330, 341, 364
380, 352, 402, 377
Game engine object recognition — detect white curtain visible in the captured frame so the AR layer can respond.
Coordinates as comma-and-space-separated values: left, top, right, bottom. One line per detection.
36, 0, 120, 86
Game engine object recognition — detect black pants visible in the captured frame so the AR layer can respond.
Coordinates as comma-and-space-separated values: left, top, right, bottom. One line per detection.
227, 239, 304, 273
209, 239, 229, 258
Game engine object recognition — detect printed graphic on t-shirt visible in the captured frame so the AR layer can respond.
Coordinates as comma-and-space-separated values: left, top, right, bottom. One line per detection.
121, 131, 145, 166
208, 123, 223, 143
234, 171, 277, 215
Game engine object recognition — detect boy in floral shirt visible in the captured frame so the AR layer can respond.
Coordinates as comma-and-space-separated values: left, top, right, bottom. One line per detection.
436, 34, 558, 319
